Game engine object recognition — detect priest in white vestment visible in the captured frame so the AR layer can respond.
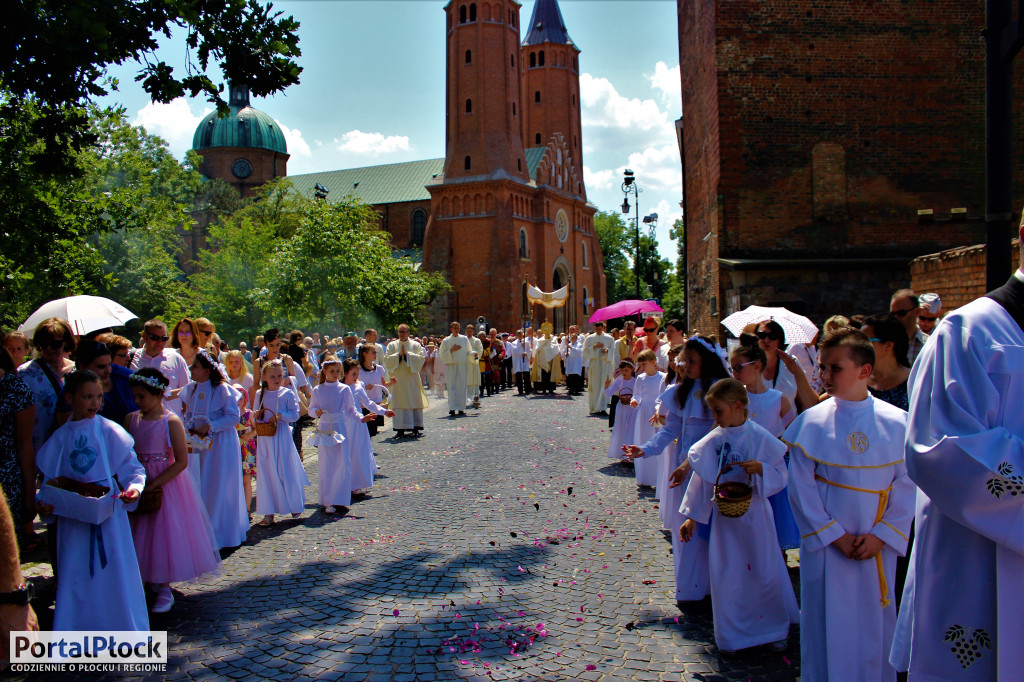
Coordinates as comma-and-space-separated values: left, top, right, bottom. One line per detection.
582, 322, 613, 414
384, 325, 429, 436
464, 324, 483, 406
439, 322, 469, 415
890, 253, 1024, 680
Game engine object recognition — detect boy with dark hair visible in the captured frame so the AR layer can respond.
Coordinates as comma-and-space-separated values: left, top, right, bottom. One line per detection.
783, 327, 915, 681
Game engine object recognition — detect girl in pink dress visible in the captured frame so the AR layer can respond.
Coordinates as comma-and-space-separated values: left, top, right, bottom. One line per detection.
126, 368, 221, 613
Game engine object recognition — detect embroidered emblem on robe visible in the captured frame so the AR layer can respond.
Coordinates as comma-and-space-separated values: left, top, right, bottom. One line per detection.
846, 432, 869, 454
944, 625, 991, 669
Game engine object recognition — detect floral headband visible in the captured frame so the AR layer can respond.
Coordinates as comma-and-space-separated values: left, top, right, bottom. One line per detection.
321, 358, 342, 367
692, 336, 716, 355
129, 372, 167, 390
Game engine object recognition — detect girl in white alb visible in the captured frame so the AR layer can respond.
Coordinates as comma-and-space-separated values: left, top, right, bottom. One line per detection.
308, 357, 373, 512
179, 351, 249, 549
680, 379, 798, 653
630, 349, 667, 487
605, 360, 637, 460
254, 360, 310, 525
342, 359, 394, 495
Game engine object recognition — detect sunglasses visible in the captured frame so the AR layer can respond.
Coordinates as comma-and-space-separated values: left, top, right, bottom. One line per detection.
643, 327, 657, 332
148, 334, 171, 342
918, 315, 938, 322
40, 339, 67, 350
199, 329, 213, 336
755, 330, 781, 341
892, 308, 915, 318
177, 329, 193, 336
730, 360, 755, 373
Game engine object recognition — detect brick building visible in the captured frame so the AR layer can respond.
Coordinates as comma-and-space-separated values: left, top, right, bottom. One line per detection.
678, 1, 1024, 332
195, 0, 605, 333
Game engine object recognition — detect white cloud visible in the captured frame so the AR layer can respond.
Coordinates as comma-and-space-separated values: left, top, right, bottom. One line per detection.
132, 99, 211, 159
334, 130, 411, 155
579, 73, 671, 132
647, 62, 681, 109
583, 165, 615, 193
276, 120, 311, 158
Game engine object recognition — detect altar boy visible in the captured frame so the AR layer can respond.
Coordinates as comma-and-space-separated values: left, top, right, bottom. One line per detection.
784, 328, 915, 682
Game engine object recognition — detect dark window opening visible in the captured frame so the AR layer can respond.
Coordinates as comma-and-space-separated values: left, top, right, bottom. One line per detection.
530, 52, 536, 68
466, 99, 472, 113
411, 209, 427, 246
518, 158, 522, 171
464, 156, 471, 171
519, 230, 528, 258
469, 3, 476, 21
535, 133, 541, 144
459, 5, 466, 23
512, 102, 516, 115
534, 91, 541, 103
539, 50, 545, 66
465, 49, 472, 64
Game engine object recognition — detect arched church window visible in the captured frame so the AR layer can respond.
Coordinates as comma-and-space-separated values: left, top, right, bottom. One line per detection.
535, 133, 541, 145
539, 51, 545, 66
517, 158, 522, 172
581, 242, 588, 267
535, 91, 541, 103
464, 156, 471, 171
466, 99, 472, 113
411, 209, 427, 246
469, 3, 476, 21
582, 287, 589, 314
466, 49, 472, 64
519, 228, 528, 258
530, 52, 536, 68
512, 102, 516, 116
459, 5, 466, 23
511, 54, 515, 68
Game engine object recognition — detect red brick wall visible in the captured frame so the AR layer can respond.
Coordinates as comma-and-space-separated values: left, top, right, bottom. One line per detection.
679, 0, 1024, 334
372, 200, 432, 249
911, 239, 1021, 313
197, 146, 288, 198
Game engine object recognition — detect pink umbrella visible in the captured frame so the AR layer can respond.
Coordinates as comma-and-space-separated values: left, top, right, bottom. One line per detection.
588, 299, 664, 323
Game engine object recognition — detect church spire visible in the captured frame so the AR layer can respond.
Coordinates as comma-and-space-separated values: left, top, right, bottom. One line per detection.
228, 82, 251, 109
522, 0, 574, 47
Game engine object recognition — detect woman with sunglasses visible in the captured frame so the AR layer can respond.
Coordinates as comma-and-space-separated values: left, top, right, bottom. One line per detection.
18, 317, 75, 456
632, 317, 668, 370
860, 313, 910, 411
754, 321, 820, 416
170, 317, 202, 369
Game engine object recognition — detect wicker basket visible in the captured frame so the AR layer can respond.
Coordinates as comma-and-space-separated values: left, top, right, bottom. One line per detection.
618, 389, 634, 406
713, 466, 752, 518
254, 407, 278, 437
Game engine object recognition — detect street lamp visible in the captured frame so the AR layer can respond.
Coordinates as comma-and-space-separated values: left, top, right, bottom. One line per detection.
621, 169, 642, 300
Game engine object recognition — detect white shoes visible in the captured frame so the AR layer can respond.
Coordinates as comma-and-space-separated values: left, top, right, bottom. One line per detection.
152, 585, 174, 613
325, 506, 337, 514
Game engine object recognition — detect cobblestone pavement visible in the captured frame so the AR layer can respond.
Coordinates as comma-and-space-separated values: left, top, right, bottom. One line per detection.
18, 386, 802, 681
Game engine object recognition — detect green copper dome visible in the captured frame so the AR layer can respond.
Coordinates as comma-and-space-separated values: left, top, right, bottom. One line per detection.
192, 84, 288, 155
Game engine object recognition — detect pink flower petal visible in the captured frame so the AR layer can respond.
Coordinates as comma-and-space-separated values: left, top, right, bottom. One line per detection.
586, 664, 597, 671
393, 609, 400, 617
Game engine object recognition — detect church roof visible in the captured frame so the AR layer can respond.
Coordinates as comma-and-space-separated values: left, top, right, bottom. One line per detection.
192, 85, 288, 155
522, 0, 575, 47
289, 158, 445, 205
525, 147, 547, 181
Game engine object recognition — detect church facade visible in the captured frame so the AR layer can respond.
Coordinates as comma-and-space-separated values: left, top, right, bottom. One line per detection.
194, 0, 605, 334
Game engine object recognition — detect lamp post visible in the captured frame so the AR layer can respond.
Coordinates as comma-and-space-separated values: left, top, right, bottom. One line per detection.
621, 169, 642, 301
642, 212, 659, 299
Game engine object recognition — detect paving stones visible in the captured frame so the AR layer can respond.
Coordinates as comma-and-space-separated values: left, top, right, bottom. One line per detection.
15, 386, 801, 681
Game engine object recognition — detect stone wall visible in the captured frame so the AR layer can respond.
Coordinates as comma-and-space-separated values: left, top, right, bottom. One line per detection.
910, 239, 1021, 313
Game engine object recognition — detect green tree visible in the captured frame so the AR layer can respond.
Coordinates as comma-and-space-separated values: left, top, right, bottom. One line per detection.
593, 210, 631, 303
265, 196, 449, 332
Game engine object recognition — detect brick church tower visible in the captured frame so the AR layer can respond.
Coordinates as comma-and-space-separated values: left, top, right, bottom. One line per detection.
423, 0, 604, 332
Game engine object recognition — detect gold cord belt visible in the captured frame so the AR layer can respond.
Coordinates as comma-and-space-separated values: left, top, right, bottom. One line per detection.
814, 474, 894, 608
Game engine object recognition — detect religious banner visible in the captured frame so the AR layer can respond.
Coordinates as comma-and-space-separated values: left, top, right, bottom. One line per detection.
526, 284, 569, 309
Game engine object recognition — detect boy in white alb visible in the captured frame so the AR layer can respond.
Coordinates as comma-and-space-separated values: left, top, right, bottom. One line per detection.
784, 328, 915, 682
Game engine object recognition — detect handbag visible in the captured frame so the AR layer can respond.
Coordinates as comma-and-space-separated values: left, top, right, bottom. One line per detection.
130, 487, 163, 515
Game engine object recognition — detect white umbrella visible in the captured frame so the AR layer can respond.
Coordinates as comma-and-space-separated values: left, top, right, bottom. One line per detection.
721, 305, 819, 345
18, 295, 138, 336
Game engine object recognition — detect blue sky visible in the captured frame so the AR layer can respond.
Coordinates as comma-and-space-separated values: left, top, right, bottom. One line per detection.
104, 1, 682, 261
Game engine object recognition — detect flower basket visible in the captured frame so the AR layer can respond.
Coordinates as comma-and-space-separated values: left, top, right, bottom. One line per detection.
254, 407, 278, 437
38, 477, 116, 525
713, 466, 752, 518
618, 388, 634, 406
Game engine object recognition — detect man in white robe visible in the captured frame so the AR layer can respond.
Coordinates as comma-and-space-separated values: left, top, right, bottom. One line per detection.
464, 324, 483, 407
562, 326, 585, 395
890, 235, 1024, 679
530, 323, 562, 394
439, 322, 469, 416
785, 329, 915, 682
384, 324, 429, 436
582, 322, 613, 414
510, 329, 532, 395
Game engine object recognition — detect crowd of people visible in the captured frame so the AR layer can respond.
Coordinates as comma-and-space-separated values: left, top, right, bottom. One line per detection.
1, 242, 1021, 682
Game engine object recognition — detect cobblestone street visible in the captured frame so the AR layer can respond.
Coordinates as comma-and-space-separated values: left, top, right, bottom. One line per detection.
20, 388, 801, 681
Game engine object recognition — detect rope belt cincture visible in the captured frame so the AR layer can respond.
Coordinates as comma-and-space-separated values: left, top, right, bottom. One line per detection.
814, 474, 893, 608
